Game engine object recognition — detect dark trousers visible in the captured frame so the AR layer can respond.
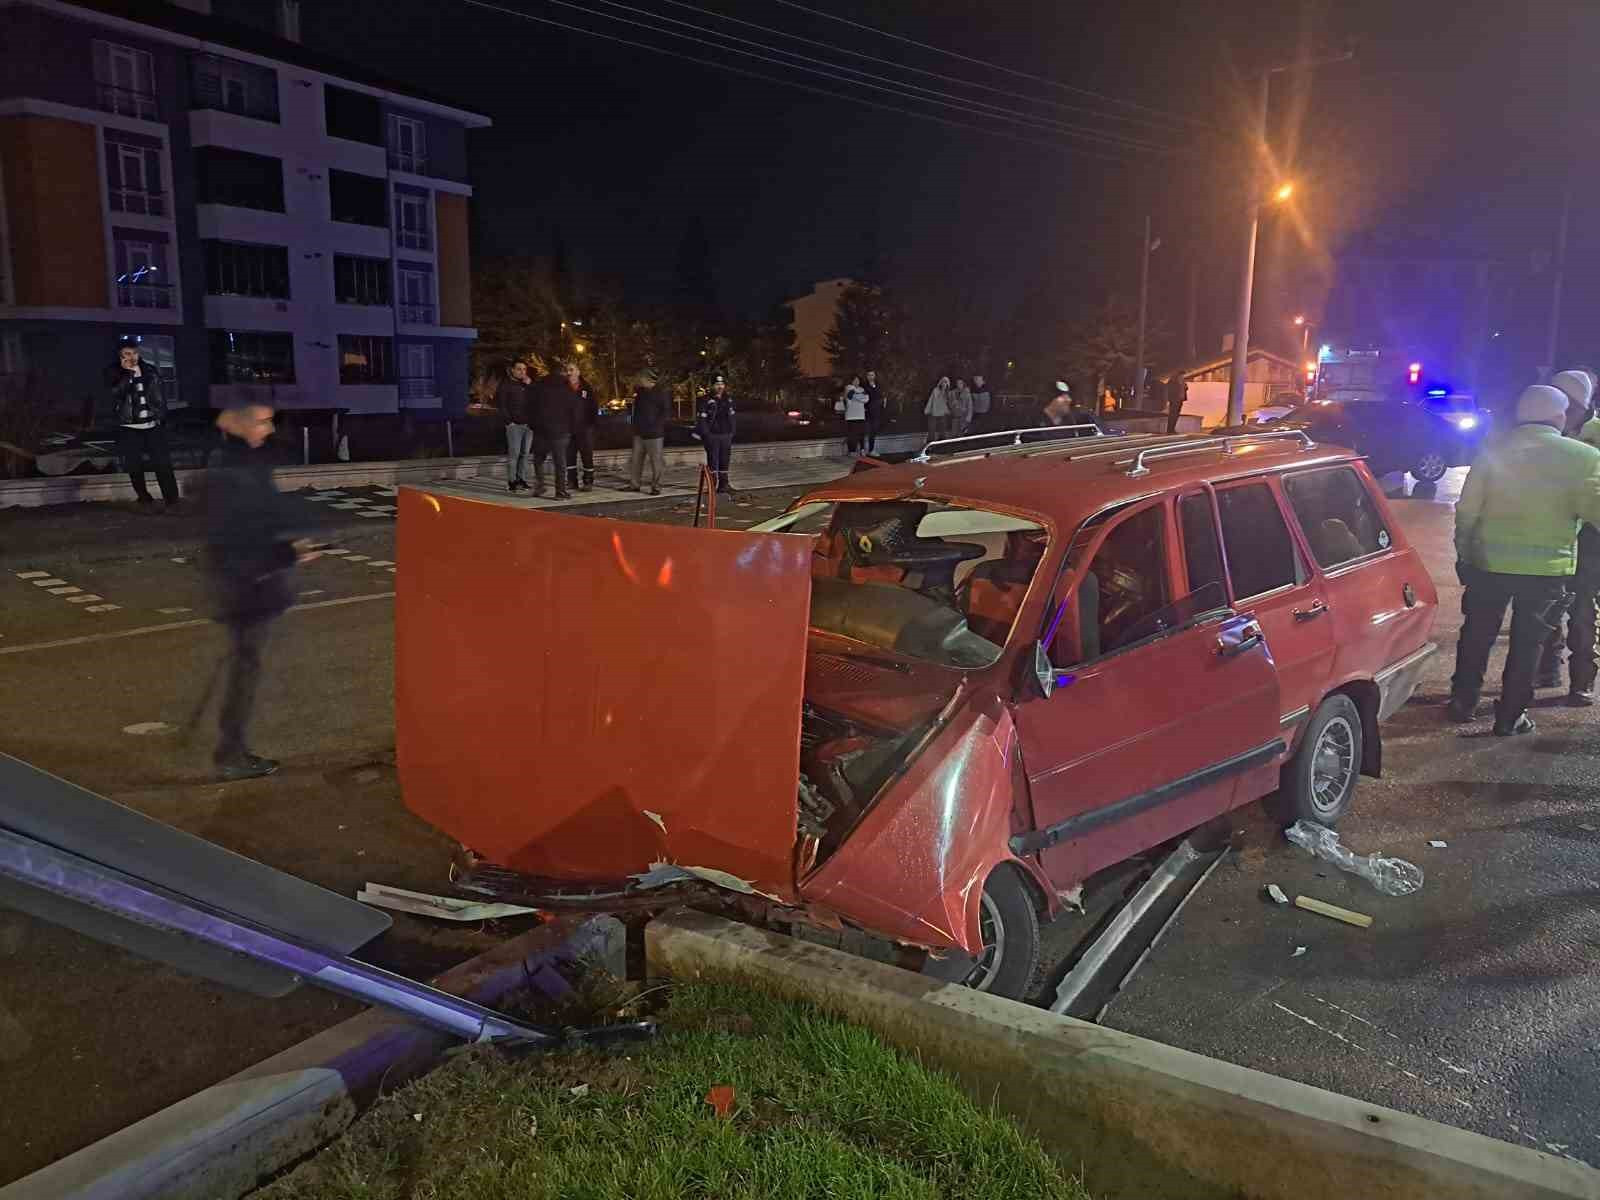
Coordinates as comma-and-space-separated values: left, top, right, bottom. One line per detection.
119, 425, 178, 503
1450, 568, 1568, 724
218, 616, 274, 763
566, 425, 595, 488
845, 420, 867, 454
1538, 581, 1600, 691
703, 434, 732, 490
532, 435, 570, 492
865, 417, 880, 454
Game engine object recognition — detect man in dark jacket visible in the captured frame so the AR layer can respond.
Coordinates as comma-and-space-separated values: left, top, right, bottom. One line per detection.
696, 374, 737, 494
862, 369, 884, 454
204, 405, 315, 781
495, 360, 534, 493
107, 339, 179, 507
531, 361, 580, 499
565, 373, 601, 492
626, 367, 671, 494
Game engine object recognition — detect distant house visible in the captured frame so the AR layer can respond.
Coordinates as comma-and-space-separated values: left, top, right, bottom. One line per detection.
786, 278, 854, 380
1167, 346, 1303, 428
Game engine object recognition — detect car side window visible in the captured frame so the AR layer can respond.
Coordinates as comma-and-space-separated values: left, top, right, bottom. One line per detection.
1283, 467, 1391, 568
1216, 482, 1303, 600
1049, 504, 1169, 669
1178, 491, 1226, 595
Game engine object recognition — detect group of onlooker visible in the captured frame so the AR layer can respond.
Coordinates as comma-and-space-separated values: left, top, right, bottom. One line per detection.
924, 374, 993, 442
835, 369, 884, 457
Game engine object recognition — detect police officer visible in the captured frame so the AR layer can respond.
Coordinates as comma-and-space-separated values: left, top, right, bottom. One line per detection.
565, 373, 600, 493
1449, 383, 1600, 734
1536, 369, 1600, 701
697, 373, 737, 494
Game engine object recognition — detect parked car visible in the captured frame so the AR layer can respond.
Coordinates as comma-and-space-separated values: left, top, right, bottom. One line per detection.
395, 429, 1438, 1000
1263, 389, 1483, 482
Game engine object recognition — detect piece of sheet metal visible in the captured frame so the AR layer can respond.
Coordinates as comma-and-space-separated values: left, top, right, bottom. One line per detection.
396, 488, 813, 901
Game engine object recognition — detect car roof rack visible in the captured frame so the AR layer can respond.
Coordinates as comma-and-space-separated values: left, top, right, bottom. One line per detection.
1123, 429, 1317, 477
912, 424, 1102, 463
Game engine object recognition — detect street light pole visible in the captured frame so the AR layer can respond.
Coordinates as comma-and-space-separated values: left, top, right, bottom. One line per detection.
1226, 73, 1271, 429
1542, 178, 1572, 381
1133, 214, 1152, 409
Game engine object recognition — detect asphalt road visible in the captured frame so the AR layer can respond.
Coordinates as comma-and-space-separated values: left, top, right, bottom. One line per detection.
1, 468, 1597, 1180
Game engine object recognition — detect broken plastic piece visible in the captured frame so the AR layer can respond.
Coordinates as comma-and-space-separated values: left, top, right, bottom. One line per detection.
1294, 894, 1373, 928
642, 810, 668, 835
357, 883, 540, 922
1284, 820, 1423, 896
1291, 946, 1307, 958
1428, 840, 1448, 849
1265, 883, 1289, 905
706, 1085, 736, 1118
569, 1084, 590, 1098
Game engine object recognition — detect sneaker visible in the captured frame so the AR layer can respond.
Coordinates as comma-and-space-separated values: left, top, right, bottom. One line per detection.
1567, 689, 1596, 707
532, 485, 547, 498
555, 489, 572, 500
1493, 713, 1536, 737
1445, 697, 1478, 723
650, 485, 662, 496
508, 481, 519, 493
217, 753, 279, 781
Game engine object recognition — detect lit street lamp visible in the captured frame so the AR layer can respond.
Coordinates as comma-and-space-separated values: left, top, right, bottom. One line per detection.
1225, 178, 1298, 427
1293, 314, 1311, 356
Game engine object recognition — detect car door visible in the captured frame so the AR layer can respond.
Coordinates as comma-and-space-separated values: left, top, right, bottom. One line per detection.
1212, 479, 1336, 740
1011, 497, 1283, 890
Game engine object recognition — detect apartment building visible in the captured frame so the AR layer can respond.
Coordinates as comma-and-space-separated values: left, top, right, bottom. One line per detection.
0, 0, 489, 424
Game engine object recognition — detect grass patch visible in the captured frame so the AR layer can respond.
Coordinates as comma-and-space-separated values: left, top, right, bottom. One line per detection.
258, 978, 1090, 1199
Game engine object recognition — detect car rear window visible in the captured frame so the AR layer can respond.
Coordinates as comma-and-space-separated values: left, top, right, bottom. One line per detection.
1217, 483, 1301, 599
1178, 492, 1226, 594
1284, 466, 1391, 568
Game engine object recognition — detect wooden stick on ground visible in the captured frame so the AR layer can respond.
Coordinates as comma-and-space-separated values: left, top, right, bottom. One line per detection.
1294, 895, 1374, 929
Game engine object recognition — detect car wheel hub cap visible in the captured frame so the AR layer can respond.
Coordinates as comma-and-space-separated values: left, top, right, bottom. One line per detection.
1311, 715, 1356, 814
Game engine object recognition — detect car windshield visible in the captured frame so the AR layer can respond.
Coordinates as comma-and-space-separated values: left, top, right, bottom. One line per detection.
753, 501, 1048, 669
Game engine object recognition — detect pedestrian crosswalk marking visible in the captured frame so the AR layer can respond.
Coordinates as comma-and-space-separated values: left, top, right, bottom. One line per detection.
31, 578, 68, 588
158, 607, 192, 614
357, 510, 389, 518
368, 560, 394, 567
321, 548, 349, 556
15, 571, 50, 580
85, 604, 120, 613
329, 501, 367, 510
46, 586, 81, 595
66, 595, 103, 604
344, 555, 370, 562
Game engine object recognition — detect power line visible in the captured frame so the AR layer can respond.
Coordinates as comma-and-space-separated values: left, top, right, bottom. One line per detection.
764, 0, 1211, 129
643, 0, 1204, 133
454, 0, 1143, 163
534, 0, 1177, 155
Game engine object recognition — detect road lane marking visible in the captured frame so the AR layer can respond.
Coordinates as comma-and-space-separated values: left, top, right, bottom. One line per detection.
344, 555, 370, 562
65, 595, 103, 604
368, 560, 394, 567
158, 607, 192, 614
0, 592, 394, 656
14, 571, 50, 580
321, 548, 350, 555
85, 605, 121, 613
46, 586, 81, 595
30, 578, 68, 587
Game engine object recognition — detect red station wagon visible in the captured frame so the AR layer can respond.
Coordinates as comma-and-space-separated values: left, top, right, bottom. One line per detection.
397, 429, 1438, 1000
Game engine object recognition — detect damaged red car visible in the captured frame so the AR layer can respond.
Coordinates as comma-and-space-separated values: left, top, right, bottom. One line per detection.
397, 430, 1437, 1000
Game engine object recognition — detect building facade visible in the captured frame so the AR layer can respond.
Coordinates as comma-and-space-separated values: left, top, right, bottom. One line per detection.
0, 0, 489, 425
786, 277, 854, 380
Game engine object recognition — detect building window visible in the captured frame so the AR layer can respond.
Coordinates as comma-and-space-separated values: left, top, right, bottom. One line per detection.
210, 330, 295, 384
333, 254, 391, 305
93, 40, 158, 120
329, 169, 387, 227
398, 343, 436, 401
105, 135, 165, 216
324, 84, 383, 144
394, 189, 431, 250
190, 53, 280, 122
339, 335, 393, 385
397, 263, 435, 324
204, 241, 289, 299
387, 114, 427, 174
197, 147, 285, 212
114, 236, 172, 310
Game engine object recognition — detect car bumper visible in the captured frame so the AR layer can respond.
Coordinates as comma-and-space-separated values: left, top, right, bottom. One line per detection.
1375, 641, 1438, 722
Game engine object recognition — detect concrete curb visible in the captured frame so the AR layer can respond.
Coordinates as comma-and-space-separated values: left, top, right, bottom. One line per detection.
646, 911, 1600, 1200
0, 434, 926, 508
1, 915, 624, 1200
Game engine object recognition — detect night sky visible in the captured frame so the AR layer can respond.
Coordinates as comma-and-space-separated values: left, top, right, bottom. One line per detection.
303, 0, 1600, 374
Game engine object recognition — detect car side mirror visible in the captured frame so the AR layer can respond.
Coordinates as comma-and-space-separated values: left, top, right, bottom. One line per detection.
1032, 642, 1075, 698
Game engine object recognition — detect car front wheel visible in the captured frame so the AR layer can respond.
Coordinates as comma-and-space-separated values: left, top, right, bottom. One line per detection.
1278, 693, 1363, 825
1411, 449, 1449, 483
920, 864, 1039, 1001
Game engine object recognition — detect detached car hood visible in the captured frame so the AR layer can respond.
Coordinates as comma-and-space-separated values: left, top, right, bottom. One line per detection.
396, 487, 814, 901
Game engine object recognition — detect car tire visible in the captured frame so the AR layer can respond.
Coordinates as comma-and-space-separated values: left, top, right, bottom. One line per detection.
1410, 449, 1448, 483
1277, 693, 1363, 826
921, 864, 1039, 1001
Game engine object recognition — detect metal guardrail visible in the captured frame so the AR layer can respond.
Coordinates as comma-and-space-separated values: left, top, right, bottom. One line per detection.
912, 424, 1103, 463
1125, 429, 1317, 477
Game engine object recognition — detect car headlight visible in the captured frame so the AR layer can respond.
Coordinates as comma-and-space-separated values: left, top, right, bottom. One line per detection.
1449, 415, 1479, 430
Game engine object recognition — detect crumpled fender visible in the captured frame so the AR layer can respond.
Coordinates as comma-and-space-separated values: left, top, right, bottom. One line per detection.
799, 694, 1041, 954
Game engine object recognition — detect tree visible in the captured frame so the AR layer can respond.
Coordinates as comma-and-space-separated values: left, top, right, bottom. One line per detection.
1057, 298, 1169, 410
725, 302, 800, 407
824, 282, 896, 379
471, 257, 566, 395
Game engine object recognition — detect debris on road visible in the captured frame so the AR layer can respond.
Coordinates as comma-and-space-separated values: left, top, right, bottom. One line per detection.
1428, 839, 1448, 849
356, 883, 540, 922
1295, 895, 1374, 929
706, 1085, 736, 1118
568, 1084, 589, 1099
1291, 946, 1307, 958
1265, 883, 1289, 905
1285, 819, 1424, 896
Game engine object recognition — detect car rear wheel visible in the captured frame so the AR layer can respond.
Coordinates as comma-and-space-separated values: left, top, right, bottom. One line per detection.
920, 864, 1039, 1001
1410, 449, 1448, 483
1278, 694, 1363, 826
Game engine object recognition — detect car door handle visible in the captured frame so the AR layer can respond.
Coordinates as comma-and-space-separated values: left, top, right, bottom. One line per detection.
1218, 621, 1264, 658
1293, 601, 1329, 622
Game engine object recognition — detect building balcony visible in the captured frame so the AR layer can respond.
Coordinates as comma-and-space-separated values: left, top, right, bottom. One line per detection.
116, 280, 175, 310
388, 150, 428, 175
97, 84, 158, 121
395, 229, 433, 252
109, 188, 167, 218
398, 302, 436, 325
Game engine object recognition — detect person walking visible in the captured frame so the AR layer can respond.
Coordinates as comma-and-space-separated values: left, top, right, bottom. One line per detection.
1536, 368, 1600, 700
696, 374, 737, 494
625, 367, 671, 494
106, 338, 179, 508
836, 375, 869, 457
862, 369, 884, 454
565, 373, 600, 493
970, 374, 993, 433
495, 359, 534, 493
951, 377, 974, 434
1448, 383, 1600, 735
204, 405, 318, 781
530, 361, 580, 499
924, 375, 953, 442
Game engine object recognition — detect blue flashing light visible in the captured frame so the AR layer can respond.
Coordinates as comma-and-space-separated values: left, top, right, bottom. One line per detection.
1426, 388, 1448, 397
1317, 344, 1332, 361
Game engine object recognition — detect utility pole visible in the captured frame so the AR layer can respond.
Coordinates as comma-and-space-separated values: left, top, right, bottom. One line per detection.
1542, 178, 1572, 381
1133, 215, 1153, 409
1185, 252, 1199, 363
